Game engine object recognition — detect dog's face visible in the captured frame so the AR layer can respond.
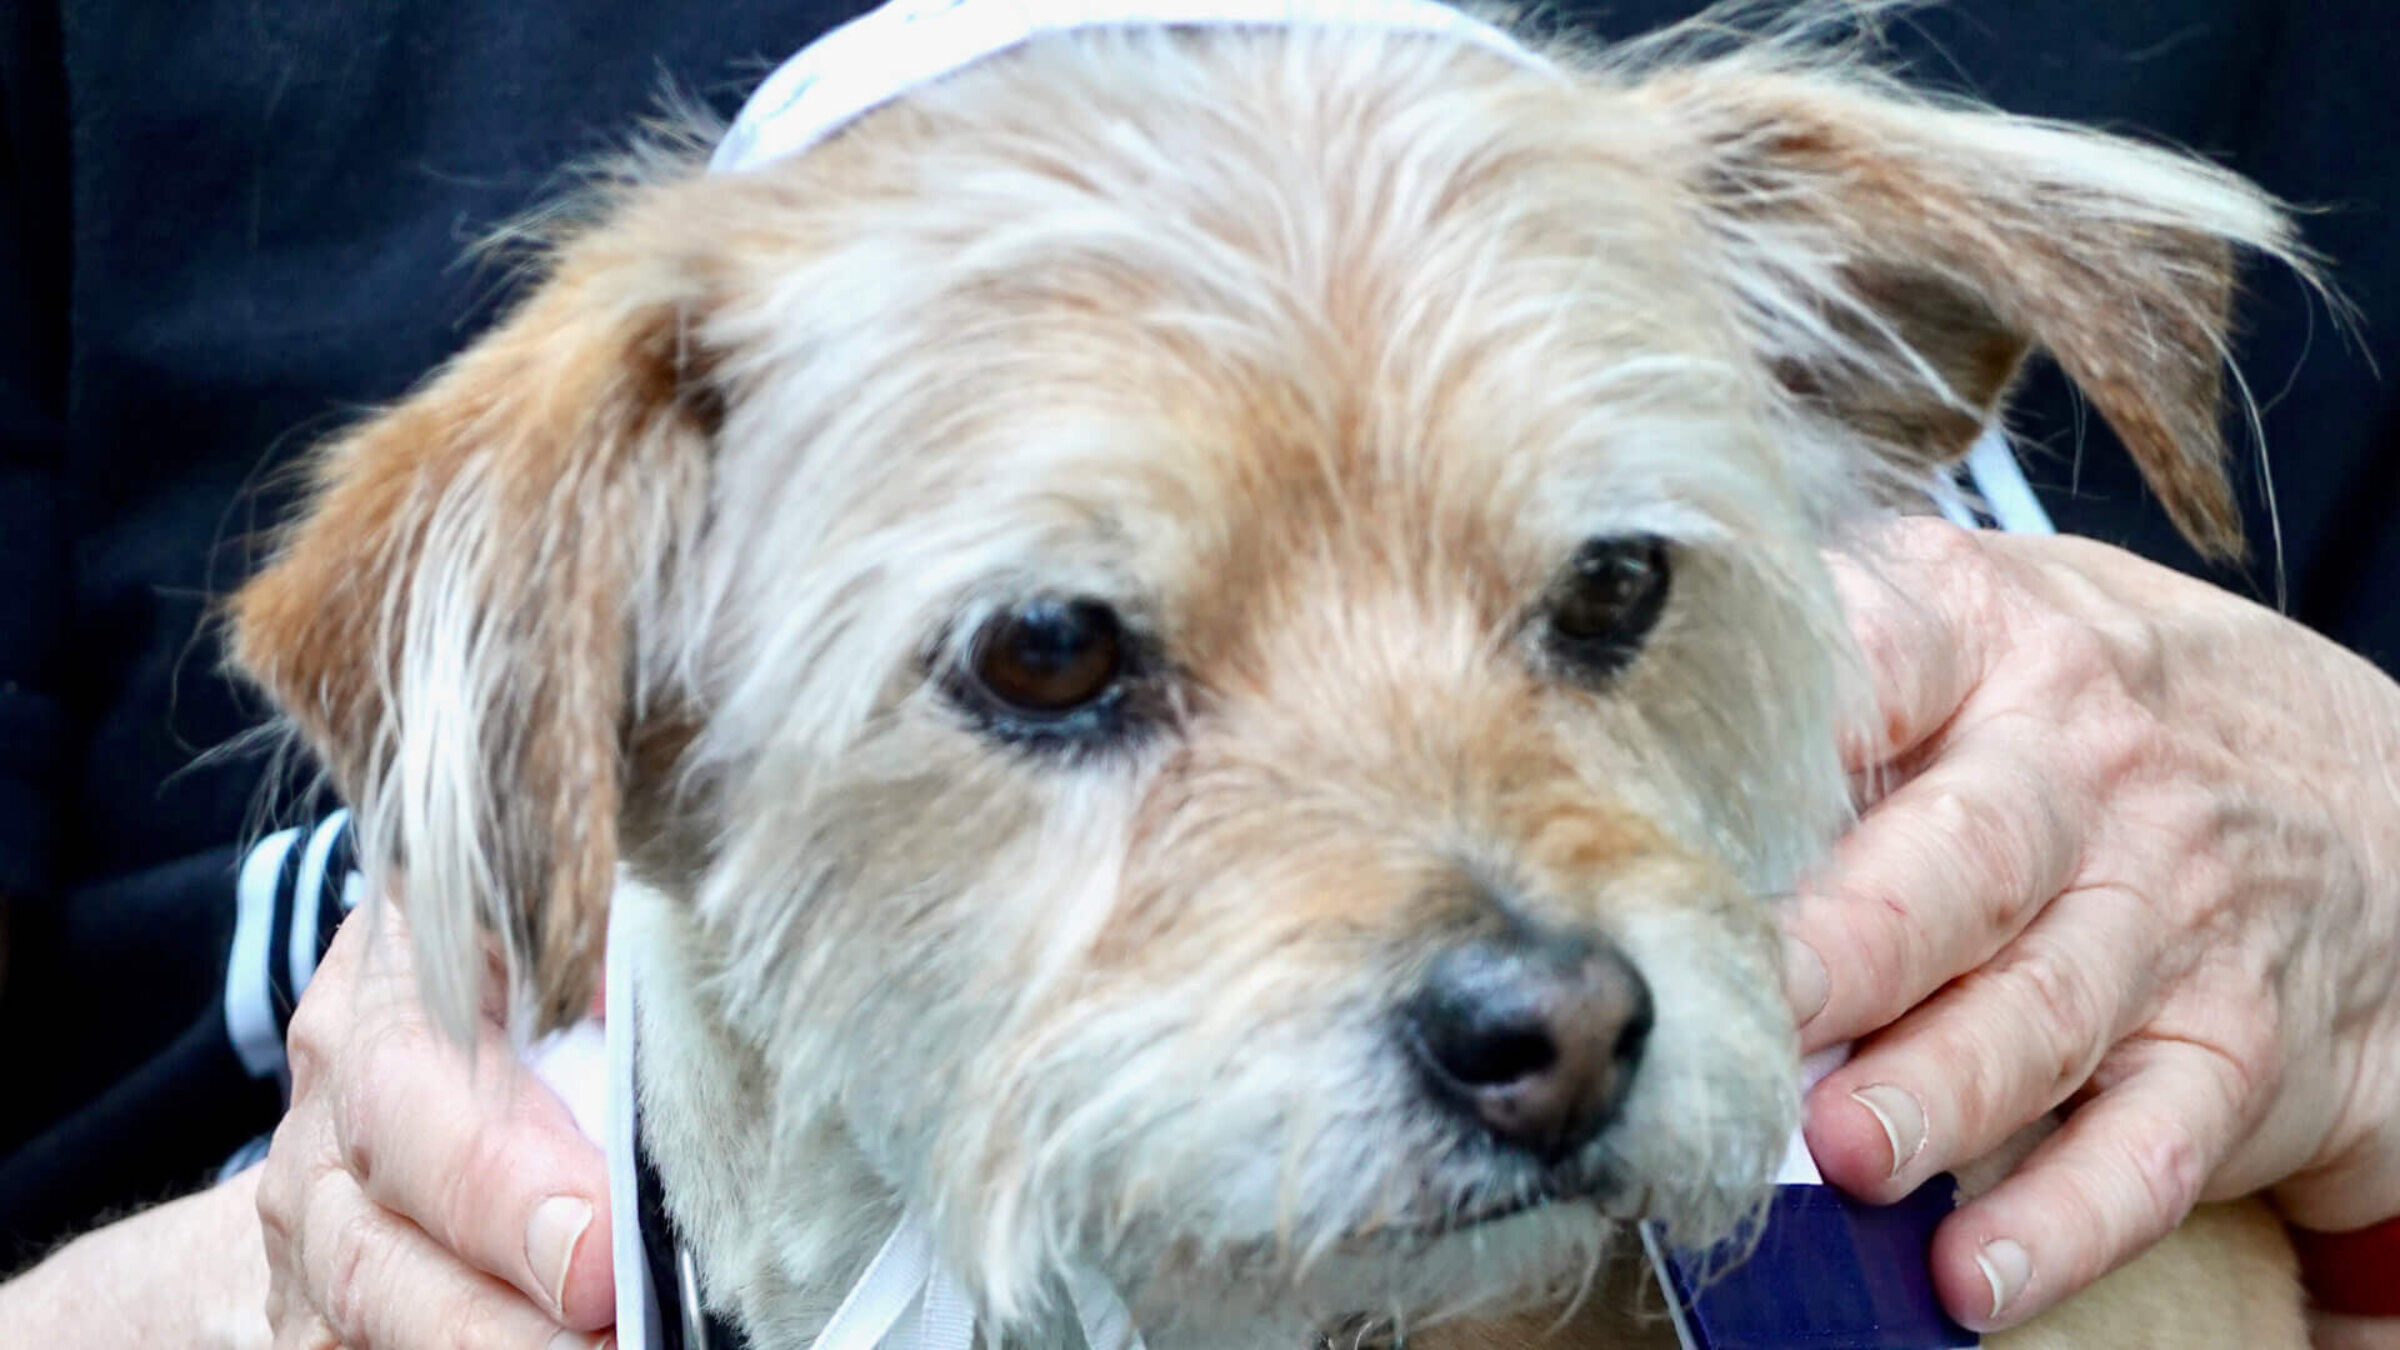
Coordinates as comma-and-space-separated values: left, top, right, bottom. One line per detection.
231, 21, 2289, 1342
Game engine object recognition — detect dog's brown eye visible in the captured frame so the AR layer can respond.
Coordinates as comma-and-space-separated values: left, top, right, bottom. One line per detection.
971, 598, 1127, 717
1547, 536, 1671, 675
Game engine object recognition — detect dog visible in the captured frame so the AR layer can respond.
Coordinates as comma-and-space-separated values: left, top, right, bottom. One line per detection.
229, 3, 2318, 1345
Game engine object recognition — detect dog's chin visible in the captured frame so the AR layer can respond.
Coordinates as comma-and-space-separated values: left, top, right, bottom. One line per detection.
1268, 1133, 1778, 1325
1118, 1174, 1631, 1334
1368, 1154, 1635, 1244
1287, 1200, 1623, 1339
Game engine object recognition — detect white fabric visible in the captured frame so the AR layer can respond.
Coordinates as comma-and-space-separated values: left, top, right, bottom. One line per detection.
711, 0, 1551, 174
1931, 476, 1983, 530
606, 907, 666, 1350
1771, 1044, 1855, 1186
531, 1021, 610, 1162
522, 911, 661, 1349
890, 1257, 980, 1350
528, 1009, 661, 1344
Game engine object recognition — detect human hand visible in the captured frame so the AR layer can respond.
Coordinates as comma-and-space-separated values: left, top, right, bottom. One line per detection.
0, 1169, 270, 1349
2313, 1312, 2400, 1350
1780, 519, 2400, 1332
257, 898, 615, 1348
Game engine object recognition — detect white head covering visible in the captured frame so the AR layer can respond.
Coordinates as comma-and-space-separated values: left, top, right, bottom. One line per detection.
710, 0, 1550, 174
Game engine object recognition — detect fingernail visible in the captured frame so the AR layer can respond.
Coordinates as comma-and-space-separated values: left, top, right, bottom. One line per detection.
527, 1196, 593, 1316
1781, 935, 1829, 1024
548, 1332, 609, 1350
1850, 1084, 1927, 1178
1974, 1237, 2032, 1322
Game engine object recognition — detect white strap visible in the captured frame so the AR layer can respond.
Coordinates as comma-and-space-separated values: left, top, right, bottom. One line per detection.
287, 810, 352, 1001
605, 904, 666, 1350
1640, 1223, 1704, 1350
817, 1216, 1144, 1350
712, 0, 1551, 174
903, 1259, 980, 1349
1962, 426, 2057, 535
816, 1219, 955, 1350
1068, 1266, 1147, 1350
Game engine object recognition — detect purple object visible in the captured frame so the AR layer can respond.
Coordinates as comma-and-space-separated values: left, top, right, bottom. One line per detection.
1648, 1179, 1978, 1350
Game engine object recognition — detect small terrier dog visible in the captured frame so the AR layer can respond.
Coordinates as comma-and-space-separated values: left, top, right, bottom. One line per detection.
232, 5, 2315, 1346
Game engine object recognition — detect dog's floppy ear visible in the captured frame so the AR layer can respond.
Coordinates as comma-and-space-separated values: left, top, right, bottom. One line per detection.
1639, 64, 2308, 558
231, 229, 713, 1036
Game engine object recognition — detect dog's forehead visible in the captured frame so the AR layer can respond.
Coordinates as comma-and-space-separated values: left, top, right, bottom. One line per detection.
700, 33, 1787, 600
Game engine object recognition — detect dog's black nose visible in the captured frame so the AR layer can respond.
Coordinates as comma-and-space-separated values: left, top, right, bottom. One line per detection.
1402, 931, 1652, 1161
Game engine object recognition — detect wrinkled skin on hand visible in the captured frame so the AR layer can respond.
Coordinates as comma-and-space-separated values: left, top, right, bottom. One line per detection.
257, 900, 615, 1349
1783, 519, 2400, 1334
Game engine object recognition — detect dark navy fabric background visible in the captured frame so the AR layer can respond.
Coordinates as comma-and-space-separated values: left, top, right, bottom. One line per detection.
1, 0, 2392, 1263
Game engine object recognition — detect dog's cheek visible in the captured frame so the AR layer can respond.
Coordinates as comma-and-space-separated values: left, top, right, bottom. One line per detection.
1572, 548, 1857, 898
968, 924, 1421, 1258
1610, 895, 1795, 1247
750, 744, 1217, 1298
688, 730, 1087, 1107
909, 832, 1446, 1295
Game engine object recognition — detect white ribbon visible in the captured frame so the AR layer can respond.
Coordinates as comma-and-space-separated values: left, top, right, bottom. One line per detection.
812, 1220, 958, 1350
1964, 427, 2057, 536
610, 902, 668, 1349
1935, 426, 2057, 535
710, 0, 1553, 175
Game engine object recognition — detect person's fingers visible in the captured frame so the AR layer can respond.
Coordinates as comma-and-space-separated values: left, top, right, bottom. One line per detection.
1778, 728, 2082, 1049
267, 1179, 343, 1350
2308, 1312, 2400, 1350
1803, 887, 2162, 1201
1926, 1045, 2242, 1332
334, 1012, 614, 1329
261, 1068, 342, 1339
297, 1162, 608, 1350
269, 1301, 342, 1350
1826, 522, 1999, 774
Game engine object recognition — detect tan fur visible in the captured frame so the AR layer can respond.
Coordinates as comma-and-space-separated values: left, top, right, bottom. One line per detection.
230, 232, 720, 1032
1631, 64, 2272, 555
231, 10, 2310, 1347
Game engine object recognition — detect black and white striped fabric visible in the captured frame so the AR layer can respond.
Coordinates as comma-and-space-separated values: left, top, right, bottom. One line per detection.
224, 810, 362, 1086
210, 813, 363, 1181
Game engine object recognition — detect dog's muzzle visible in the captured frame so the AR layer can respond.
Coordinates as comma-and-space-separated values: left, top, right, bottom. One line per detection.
1401, 928, 1653, 1165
